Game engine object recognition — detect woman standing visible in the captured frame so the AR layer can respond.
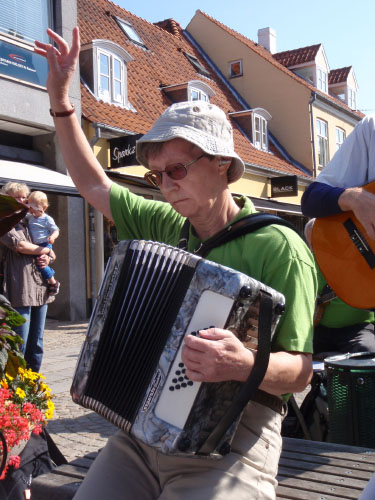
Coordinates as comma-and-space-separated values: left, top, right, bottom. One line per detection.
0, 182, 56, 372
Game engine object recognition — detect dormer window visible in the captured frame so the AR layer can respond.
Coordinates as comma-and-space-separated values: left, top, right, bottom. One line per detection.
190, 88, 209, 101
80, 40, 133, 107
116, 18, 145, 47
162, 80, 215, 103
253, 113, 268, 150
183, 52, 210, 78
188, 81, 214, 102
229, 108, 271, 151
328, 67, 358, 109
348, 88, 356, 109
98, 50, 124, 103
317, 67, 327, 93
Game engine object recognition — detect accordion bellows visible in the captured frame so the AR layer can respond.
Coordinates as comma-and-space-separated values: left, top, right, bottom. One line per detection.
71, 240, 285, 458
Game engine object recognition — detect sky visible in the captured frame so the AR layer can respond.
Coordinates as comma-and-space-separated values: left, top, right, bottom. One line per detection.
115, 0, 375, 114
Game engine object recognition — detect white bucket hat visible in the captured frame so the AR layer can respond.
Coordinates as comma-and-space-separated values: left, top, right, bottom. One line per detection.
136, 101, 245, 183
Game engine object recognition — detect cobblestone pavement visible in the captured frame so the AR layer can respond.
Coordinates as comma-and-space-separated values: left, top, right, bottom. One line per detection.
41, 318, 309, 464
41, 318, 117, 463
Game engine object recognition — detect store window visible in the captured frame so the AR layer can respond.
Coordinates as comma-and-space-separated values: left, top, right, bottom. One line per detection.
0, 0, 52, 44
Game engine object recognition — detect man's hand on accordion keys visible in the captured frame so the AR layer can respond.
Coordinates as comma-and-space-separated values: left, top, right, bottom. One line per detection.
181, 327, 254, 383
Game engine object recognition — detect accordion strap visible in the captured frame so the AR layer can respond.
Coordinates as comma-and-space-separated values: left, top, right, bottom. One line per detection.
178, 212, 300, 258
197, 289, 274, 456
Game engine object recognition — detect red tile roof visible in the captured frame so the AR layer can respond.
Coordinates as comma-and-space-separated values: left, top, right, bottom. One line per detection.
329, 67, 352, 85
194, 11, 363, 118
273, 45, 321, 67
78, 0, 309, 178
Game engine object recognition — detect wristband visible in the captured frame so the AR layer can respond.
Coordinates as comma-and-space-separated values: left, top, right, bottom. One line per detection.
49, 104, 75, 117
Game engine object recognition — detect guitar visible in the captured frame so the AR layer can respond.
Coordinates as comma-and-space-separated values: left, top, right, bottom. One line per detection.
311, 181, 375, 310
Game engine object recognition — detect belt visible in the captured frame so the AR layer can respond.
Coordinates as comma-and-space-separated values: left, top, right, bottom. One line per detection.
251, 389, 287, 415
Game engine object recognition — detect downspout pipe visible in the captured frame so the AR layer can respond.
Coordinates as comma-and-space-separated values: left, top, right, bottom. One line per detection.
309, 92, 318, 179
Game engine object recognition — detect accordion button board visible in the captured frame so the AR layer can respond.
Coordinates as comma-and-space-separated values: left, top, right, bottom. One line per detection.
154, 289, 234, 429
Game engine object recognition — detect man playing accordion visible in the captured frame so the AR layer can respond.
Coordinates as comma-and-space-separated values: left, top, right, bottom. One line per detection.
35, 27, 316, 500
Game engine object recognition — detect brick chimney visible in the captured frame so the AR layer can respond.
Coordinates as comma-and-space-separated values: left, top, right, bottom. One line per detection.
257, 27, 277, 54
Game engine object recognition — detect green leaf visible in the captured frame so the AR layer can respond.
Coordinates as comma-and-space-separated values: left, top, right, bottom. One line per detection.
5, 309, 26, 328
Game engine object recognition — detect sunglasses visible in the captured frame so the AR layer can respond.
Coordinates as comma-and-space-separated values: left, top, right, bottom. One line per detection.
144, 154, 205, 188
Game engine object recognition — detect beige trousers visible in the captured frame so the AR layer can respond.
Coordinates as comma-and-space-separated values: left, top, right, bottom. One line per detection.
73, 400, 283, 500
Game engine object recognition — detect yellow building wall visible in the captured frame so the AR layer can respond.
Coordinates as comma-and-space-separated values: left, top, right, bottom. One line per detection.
187, 13, 314, 172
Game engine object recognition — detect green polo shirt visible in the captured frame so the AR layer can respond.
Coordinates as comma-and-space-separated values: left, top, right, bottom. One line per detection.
316, 266, 375, 328
110, 182, 316, 354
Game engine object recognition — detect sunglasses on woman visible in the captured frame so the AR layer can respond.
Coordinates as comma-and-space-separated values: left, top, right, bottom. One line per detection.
144, 154, 205, 188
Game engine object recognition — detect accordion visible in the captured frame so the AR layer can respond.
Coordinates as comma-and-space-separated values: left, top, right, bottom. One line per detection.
71, 240, 285, 458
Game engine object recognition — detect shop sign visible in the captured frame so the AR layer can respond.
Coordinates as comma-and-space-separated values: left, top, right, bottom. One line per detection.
0, 39, 48, 88
270, 175, 298, 197
109, 134, 143, 168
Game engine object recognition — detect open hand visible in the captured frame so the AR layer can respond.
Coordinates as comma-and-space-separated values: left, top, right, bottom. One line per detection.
34, 27, 80, 109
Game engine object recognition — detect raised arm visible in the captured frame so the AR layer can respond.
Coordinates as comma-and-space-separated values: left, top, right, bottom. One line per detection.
34, 27, 113, 220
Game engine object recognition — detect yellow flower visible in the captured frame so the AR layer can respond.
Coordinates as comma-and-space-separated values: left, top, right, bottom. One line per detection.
0, 380, 8, 389
45, 409, 54, 419
40, 383, 51, 394
16, 388, 26, 399
47, 400, 55, 410
22, 369, 40, 382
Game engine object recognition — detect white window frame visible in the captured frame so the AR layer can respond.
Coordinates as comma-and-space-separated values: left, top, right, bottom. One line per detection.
92, 40, 133, 107
317, 67, 328, 93
348, 88, 357, 109
97, 49, 125, 104
317, 118, 329, 168
187, 80, 215, 102
229, 60, 243, 78
336, 127, 346, 151
189, 87, 209, 102
252, 113, 268, 151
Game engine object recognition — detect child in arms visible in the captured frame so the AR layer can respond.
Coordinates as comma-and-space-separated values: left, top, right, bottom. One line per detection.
27, 191, 60, 296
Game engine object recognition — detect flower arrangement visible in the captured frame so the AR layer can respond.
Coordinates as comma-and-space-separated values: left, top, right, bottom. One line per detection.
0, 296, 54, 479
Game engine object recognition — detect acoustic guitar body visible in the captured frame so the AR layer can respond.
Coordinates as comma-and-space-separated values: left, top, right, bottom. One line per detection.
312, 181, 375, 309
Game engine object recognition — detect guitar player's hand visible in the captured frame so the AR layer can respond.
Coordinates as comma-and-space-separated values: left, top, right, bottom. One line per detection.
339, 186, 375, 240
